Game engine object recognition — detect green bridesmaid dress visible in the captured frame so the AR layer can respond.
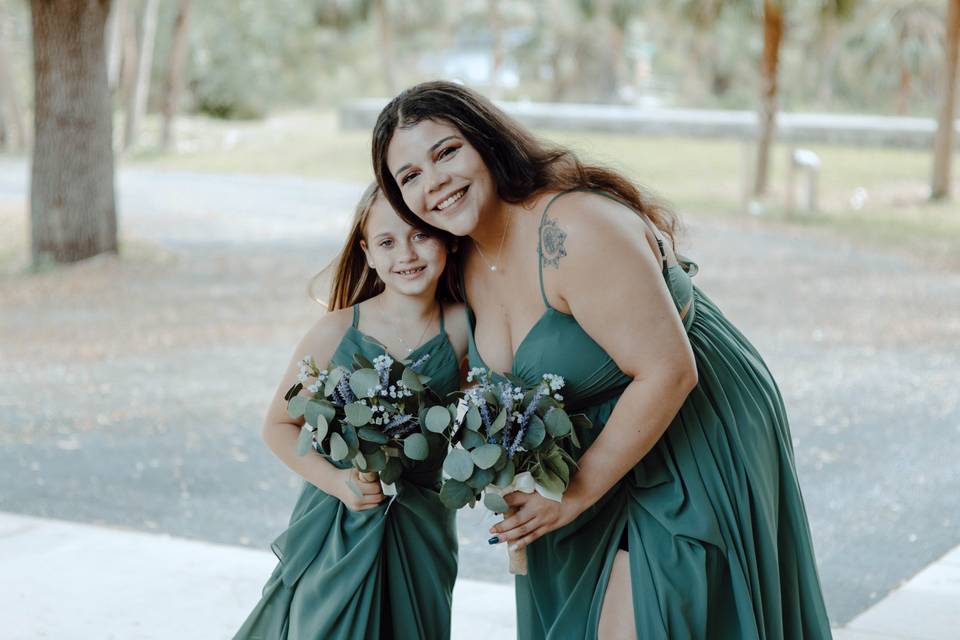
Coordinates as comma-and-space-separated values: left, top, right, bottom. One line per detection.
235, 303, 460, 640
465, 190, 832, 639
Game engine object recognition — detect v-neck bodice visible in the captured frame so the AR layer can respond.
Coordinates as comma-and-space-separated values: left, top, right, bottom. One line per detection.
464, 189, 698, 411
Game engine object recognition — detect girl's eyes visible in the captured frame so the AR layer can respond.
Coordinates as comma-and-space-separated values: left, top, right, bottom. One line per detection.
413, 232, 430, 241
378, 239, 394, 248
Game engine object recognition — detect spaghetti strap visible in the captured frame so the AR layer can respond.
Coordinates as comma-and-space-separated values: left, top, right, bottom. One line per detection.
536, 191, 574, 311
351, 304, 360, 329
438, 300, 446, 335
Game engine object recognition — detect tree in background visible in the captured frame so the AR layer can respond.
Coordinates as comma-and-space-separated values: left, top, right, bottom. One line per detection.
0, 3, 26, 150
123, 0, 158, 150
931, 0, 959, 201
160, 0, 192, 150
30, 0, 117, 266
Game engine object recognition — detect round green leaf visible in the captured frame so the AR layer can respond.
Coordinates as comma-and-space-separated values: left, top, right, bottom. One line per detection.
544, 409, 573, 437
345, 402, 373, 427
466, 405, 482, 431
425, 406, 451, 433
329, 432, 349, 461
358, 427, 388, 444
483, 492, 509, 514
287, 395, 308, 419
353, 451, 367, 471
460, 429, 485, 450
443, 448, 474, 481
314, 414, 328, 441
341, 424, 360, 451
364, 447, 387, 472
401, 367, 424, 392
466, 466, 495, 490
470, 443, 503, 470
490, 409, 507, 435
295, 424, 314, 456
522, 416, 546, 449
493, 459, 515, 488
403, 433, 429, 461
439, 479, 474, 509
323, 367, 346, 396
349, 368, 381, 399
380, 457, 403, 485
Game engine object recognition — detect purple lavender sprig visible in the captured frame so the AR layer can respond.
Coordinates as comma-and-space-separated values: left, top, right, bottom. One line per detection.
332, 373, 355, 407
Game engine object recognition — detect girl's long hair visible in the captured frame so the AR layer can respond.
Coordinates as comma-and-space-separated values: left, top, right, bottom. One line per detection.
372, 80, 681, 250
308, 183, 462, 310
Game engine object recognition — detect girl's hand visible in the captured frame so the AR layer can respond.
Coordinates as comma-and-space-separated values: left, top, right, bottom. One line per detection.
329, 466, 386, 511
488, 491, 586, 551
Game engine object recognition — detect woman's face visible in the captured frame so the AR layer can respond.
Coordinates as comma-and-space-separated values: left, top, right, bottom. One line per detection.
385, 119, 495, 237
360, 196, 447, 297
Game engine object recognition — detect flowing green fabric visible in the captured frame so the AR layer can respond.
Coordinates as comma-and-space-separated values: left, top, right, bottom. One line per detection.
464, 190, 832, 639
235, 304, 460, 640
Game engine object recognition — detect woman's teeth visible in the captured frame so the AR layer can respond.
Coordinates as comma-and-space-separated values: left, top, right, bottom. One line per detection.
436, 188, 466, 211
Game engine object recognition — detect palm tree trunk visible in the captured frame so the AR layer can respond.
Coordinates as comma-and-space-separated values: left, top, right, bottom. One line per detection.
932, 0, 960, 201
753, 0, 784, 198
160, 0, 192, 151
30, 0, 118, 266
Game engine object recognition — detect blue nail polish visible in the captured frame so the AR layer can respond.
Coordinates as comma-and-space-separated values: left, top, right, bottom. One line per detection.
487, 536, 500, 545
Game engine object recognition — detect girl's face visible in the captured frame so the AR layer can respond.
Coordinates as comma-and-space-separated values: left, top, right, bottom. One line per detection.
360, 196, 447, 297
385, 118, 495, 237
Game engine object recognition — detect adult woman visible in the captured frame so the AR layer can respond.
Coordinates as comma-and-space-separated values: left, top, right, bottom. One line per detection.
234, 184, 468, 640
372, 81, 831, 639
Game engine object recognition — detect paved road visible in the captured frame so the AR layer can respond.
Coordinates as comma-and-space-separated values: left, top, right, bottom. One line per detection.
1, 160, 958, 624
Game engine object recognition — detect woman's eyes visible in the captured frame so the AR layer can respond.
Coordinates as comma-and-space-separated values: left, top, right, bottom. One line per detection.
438, 146, 458, 160
400, 171, 419, 186
399, 146, 458, 186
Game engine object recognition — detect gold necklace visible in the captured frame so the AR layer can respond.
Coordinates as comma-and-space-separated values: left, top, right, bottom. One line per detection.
473, 212, 511, 273
378, 298, 435, 354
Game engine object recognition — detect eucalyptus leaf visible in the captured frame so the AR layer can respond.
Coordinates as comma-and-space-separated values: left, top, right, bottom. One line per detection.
364, 447, 387, 472
439, 479, 474, 509
358, 427, 388, 443
284, 382, 303, 402
490, 409, 507, 435
418, 374, 432, 386
295, 424, 314, 456
493, 459, 515, 487
401, 367, 424, 392
483, 492, 510, 514
287, 395, 308, 419
522, 416, 546, 449
534, 466, 565, 495
314, 414, 329, 441
329, 432, 349, 461
403, 433, 429, 461
342, 424, 360, 451
443, 448, 474, 481
466, 405, 482, 431
323, 367, 345, 397
305, 399, 336, 426
466, 466, 495, 490
544, 409, 573, 437
349, 368, 381, 399
424, 406, 451, 433
380, 457, 403, 484
354, 451, 368, 471
460, 429, 485, 450
345, 402, 373, 427
470, 444, 503, 470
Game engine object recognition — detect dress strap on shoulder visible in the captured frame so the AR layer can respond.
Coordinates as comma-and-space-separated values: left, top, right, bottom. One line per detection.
438, 300, 446, 335
351, 303, 360, 329
536, 190, 580, 311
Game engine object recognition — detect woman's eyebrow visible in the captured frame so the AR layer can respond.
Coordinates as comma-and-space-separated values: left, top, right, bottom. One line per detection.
393, 136, 461, 178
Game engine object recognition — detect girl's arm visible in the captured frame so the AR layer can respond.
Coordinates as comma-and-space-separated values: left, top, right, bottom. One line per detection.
261, 308, 385, 511
491, 192, 698, 547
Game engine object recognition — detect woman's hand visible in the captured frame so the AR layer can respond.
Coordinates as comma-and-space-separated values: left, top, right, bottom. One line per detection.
328, 466, 386, 512
488, 490, 587, 551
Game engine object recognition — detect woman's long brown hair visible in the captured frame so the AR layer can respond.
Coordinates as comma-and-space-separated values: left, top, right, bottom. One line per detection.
308, 183, 462, 310
371, 80, 681, 250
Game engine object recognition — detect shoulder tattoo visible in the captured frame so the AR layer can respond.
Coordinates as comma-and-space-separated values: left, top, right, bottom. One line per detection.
540, 215, 567, 269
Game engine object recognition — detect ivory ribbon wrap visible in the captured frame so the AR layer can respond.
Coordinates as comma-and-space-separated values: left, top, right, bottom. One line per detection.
484, 472, 563, 575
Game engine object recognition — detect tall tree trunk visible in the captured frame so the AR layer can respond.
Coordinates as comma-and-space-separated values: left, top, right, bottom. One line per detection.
160, 0, 191, 151
0, 6, 27, 150
753, 0, 784, 198
372, 0, 396, 95
489, 0, 503, 99
105, 0, 127, 93
932, 0, 960, 201
119, 0, 138, 109
30, 0, 117, 266
123, 0, 158, 151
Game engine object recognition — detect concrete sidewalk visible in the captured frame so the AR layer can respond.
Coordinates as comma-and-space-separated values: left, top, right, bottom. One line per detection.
2, 511, 957, 639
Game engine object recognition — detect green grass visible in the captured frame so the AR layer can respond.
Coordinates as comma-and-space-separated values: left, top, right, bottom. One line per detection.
128, 110, 960, 266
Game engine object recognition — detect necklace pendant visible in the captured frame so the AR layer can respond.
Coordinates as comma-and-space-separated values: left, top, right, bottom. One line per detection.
490, 265, 497, 272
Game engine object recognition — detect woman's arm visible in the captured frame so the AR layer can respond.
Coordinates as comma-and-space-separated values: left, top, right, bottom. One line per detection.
491, 193, 698, 548
261, 309, 385, 511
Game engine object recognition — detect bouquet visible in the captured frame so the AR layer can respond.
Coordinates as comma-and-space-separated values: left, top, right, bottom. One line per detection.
285, 350, 454, 497
438, 367, 591, 574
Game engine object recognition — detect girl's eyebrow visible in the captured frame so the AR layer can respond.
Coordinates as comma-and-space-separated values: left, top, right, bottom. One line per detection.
393, 136, 461, 178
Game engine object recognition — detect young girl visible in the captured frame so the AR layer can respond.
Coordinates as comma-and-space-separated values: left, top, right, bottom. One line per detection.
234, 184, 468, 640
